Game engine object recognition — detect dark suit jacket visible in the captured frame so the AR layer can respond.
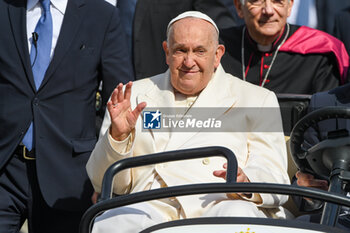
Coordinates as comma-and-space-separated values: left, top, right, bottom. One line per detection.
293, 83, 350, 212
132, 0, 242, 79
304, 83, 350, 148
334, 7, 350, 61
334, 7, 350, 82
0, 0, 134, 211
316, 0, 350, 35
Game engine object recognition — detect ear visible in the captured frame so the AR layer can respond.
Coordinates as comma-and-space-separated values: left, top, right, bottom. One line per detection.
287, 0, 294, 17
234, 0, 245, 19
214, 44, 225, 68
162, 41, 170, 65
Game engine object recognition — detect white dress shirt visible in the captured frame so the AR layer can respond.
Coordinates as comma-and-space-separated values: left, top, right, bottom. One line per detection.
105, 0, 116, 6
26, 0, 68, 58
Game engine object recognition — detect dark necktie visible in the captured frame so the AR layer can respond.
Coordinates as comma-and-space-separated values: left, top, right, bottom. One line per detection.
22, 0, 53, 151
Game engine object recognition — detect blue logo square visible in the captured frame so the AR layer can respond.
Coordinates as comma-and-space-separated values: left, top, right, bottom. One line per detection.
143, 110, 161, 129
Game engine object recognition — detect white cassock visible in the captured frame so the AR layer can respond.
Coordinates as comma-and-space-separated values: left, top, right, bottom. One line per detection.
86, 65, 291, 232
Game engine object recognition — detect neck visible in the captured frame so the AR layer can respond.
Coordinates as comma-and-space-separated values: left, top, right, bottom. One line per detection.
173, 87, 200, 97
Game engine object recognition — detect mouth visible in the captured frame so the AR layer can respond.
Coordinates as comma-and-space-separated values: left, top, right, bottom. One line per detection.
179, 69, 200, 74
258, 19, 277, 25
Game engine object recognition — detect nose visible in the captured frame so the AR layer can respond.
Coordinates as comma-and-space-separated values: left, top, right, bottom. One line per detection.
183, 52, 196, 68
262, 0, 274, 15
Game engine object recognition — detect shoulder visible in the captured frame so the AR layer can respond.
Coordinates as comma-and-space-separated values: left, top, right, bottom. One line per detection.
310, 84, 350, 108
221, 68, 278, 107
288, 25, 341, 43
132, 72, 167, 94
328, 83, 350, 104
78, 0, 124, 35
310, 91, 334, 108
81, 0, 118, 16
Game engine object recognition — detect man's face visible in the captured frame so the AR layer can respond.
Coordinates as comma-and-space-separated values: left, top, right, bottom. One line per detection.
163, 18, 225, 96
235, 0, 293, 45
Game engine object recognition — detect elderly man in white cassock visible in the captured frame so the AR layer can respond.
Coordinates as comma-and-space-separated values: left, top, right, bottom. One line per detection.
86, 11, 290, 233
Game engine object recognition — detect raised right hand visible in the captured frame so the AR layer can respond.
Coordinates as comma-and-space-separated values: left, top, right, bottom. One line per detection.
107, 82, 146, 141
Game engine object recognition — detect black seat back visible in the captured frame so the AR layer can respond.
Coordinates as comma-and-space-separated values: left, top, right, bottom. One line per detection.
277, 94, 311, 136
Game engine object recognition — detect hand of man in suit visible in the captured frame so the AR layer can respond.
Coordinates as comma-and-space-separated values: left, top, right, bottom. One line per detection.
296, 171, 329, 200
91, 191, 99, 204
108, 82, 146, 141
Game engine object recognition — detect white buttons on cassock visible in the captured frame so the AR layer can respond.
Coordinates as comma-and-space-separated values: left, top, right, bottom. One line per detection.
202, 158, 210, 165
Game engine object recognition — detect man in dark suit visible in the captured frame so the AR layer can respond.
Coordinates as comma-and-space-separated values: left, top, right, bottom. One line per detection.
129, 0, 243, 79
293, 83, 350, 229
316, 0, 350, 36
0, 0, 134, 232
288, 0, 350, 36
334, 7, 350, 82
301, 83, 350, 149
334, 7, 350, 57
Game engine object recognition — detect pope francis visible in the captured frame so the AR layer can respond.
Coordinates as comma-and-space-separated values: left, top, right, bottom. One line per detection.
86, 11, 290, 233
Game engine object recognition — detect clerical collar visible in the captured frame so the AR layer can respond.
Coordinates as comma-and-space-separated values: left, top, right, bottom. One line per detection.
241, 24, 290, 87
257, 44, 272, 52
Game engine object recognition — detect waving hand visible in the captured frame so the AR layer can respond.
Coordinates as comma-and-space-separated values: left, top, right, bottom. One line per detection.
107, 82, 146, 141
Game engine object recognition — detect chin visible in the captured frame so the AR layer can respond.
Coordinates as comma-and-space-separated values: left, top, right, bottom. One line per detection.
177, 88, 196, 96
259, 28, 281, 38
177, 82, 198, 95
